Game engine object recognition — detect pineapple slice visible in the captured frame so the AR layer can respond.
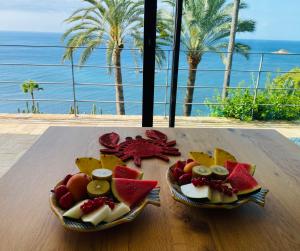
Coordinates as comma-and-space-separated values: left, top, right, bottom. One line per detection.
188, 152, 214, 166
214, 148, 236, 166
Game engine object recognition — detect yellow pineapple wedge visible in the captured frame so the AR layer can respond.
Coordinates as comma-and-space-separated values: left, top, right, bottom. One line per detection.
188, 152, 214, 166
100, 154, 125, 171
214, 148, 236, 166
75, 157, 102, 176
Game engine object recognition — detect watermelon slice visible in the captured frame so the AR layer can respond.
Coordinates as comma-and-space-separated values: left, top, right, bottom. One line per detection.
112, 178, 157, 207
113, 166, 143, 179
225, 160, 256, 175
227, 166, 261, 195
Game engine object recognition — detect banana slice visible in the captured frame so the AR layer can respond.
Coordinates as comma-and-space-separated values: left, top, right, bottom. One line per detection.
81, 205, 111, 226
104, 203, 130, 223
63, 200, 88, 219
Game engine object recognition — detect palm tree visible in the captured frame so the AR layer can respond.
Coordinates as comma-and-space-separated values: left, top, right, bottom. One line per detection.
21, 80, 43, 111
163, 0, 255, 116
62, 0, 145, 115
222, 0, 241, 99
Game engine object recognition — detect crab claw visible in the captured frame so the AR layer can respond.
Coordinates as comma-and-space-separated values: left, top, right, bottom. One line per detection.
99, 132, 120, 148
146, 130, 168, 142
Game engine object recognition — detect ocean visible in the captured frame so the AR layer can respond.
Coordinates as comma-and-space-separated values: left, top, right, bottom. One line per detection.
0, 31, 300, 116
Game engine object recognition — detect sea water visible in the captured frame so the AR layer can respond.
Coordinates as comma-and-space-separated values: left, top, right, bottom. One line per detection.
0, 31, 300, 116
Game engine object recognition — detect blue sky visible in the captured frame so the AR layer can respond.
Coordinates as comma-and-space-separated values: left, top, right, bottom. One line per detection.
0, 0, 299, 41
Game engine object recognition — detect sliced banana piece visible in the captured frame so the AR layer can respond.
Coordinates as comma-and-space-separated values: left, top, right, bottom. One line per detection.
104, 203, 130, 223
63, 199, 88, 219
81, 205, 111, 226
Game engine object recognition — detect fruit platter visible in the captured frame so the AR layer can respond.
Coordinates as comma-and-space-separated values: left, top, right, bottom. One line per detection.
50, 155, 160, 232
167, 148, 269, 209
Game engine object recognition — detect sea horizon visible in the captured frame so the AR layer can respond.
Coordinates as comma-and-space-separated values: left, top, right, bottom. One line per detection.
0, 31, 300, 116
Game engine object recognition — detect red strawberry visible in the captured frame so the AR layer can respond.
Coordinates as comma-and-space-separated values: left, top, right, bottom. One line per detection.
178, 173, 192, 185
175, 160, 186, 170
62, 174, 73, 185
52, 185, 68, 200
59, 192, 74, 209
172, 167, 184, 181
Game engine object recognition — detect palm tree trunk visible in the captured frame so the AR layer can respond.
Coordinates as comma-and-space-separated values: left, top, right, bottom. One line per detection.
184, 55, 201, 116
222, 0, 240, 99
113, 48, 125, 115
30, 91, 35, 111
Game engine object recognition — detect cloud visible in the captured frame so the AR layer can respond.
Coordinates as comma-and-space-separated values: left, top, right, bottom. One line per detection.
0, 0, 83, 13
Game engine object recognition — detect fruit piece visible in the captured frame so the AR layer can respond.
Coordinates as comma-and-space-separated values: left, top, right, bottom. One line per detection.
66, 173, 91, 202
92, 169, 112, 180
81, 205, 111, 226
225, 160, 256, 175
63, 199, 89, 219
112, 166, 143, 180
52, 185, 69, 200
87, 180, 110, 198
75, 157, 102, 176
188, 152, 214, 166
181, 183, 212, 200
227, 166, 261, 195
111, 178, 157, 207
100, 154, 125, 171
175, 160, 186, 170
59, 192, 74, 209
62, 174, 73, 185
210, 165, 229, 179
178, 173, 192, 185
214, 148, 236, 166
221, 184, 238, 203
172, 167, 184, 181
192, 165, 212, 178
104, 202, 131, 222
183, 161, 199, 173
210, 189, 223, 203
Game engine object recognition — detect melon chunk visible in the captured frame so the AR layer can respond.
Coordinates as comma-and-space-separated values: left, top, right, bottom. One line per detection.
227, 166, 261, 195
180, 184, 212, 200
104, 203, 130, 222
112, 178, 157, 207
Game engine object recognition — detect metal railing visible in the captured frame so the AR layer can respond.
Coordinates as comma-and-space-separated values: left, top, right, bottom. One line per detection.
0, 44, 300, 117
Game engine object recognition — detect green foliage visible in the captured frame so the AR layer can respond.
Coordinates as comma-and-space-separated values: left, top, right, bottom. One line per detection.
21, 80, 43, 113
207, 69, 300, 121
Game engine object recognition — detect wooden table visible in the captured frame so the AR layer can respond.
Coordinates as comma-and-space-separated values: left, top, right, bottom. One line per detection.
0, 127, 300, 251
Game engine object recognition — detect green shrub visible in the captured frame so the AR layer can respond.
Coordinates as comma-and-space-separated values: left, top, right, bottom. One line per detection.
207, 68, 300, 121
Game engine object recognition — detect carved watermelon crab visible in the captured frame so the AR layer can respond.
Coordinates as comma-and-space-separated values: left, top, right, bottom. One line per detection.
99, 130, 181, 167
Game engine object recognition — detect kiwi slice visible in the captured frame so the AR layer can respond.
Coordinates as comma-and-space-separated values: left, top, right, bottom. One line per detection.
92, 168, 112, 181
192, 165, 212, 178
87, 180, 110, 198
210, 165, 229, 179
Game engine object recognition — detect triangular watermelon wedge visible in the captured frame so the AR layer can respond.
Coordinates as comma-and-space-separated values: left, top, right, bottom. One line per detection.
225, 160, 256, 176
112, 178, 157, 207
227, 166, 261, 195
113, 166, 143, 179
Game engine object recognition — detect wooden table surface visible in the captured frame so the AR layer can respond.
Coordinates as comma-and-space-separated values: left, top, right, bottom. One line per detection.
0, 127, 300, 251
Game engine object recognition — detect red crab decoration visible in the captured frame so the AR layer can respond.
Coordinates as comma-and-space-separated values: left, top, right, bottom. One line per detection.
99, 130, 181, 167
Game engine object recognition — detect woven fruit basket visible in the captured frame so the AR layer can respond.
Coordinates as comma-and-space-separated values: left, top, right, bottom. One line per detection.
50, 180, 160, 232
166, 164, 269, 209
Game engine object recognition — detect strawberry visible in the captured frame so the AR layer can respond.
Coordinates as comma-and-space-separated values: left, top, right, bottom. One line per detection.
172, 167, 184, 181
175, 160, 186, 170
178, 173, 192, 185
62, 174, 73, 185
52, 185, 68, 200
59, 192, 74, 209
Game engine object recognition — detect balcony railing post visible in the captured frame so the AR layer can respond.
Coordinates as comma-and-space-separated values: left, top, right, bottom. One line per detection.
70, 48, 77, 117
164, 50, 170, 118
252, 53, 264, 118
169, 0, 183, 127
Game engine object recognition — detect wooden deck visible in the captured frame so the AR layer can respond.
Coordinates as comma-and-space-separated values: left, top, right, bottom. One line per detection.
1, 114, 299, 178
